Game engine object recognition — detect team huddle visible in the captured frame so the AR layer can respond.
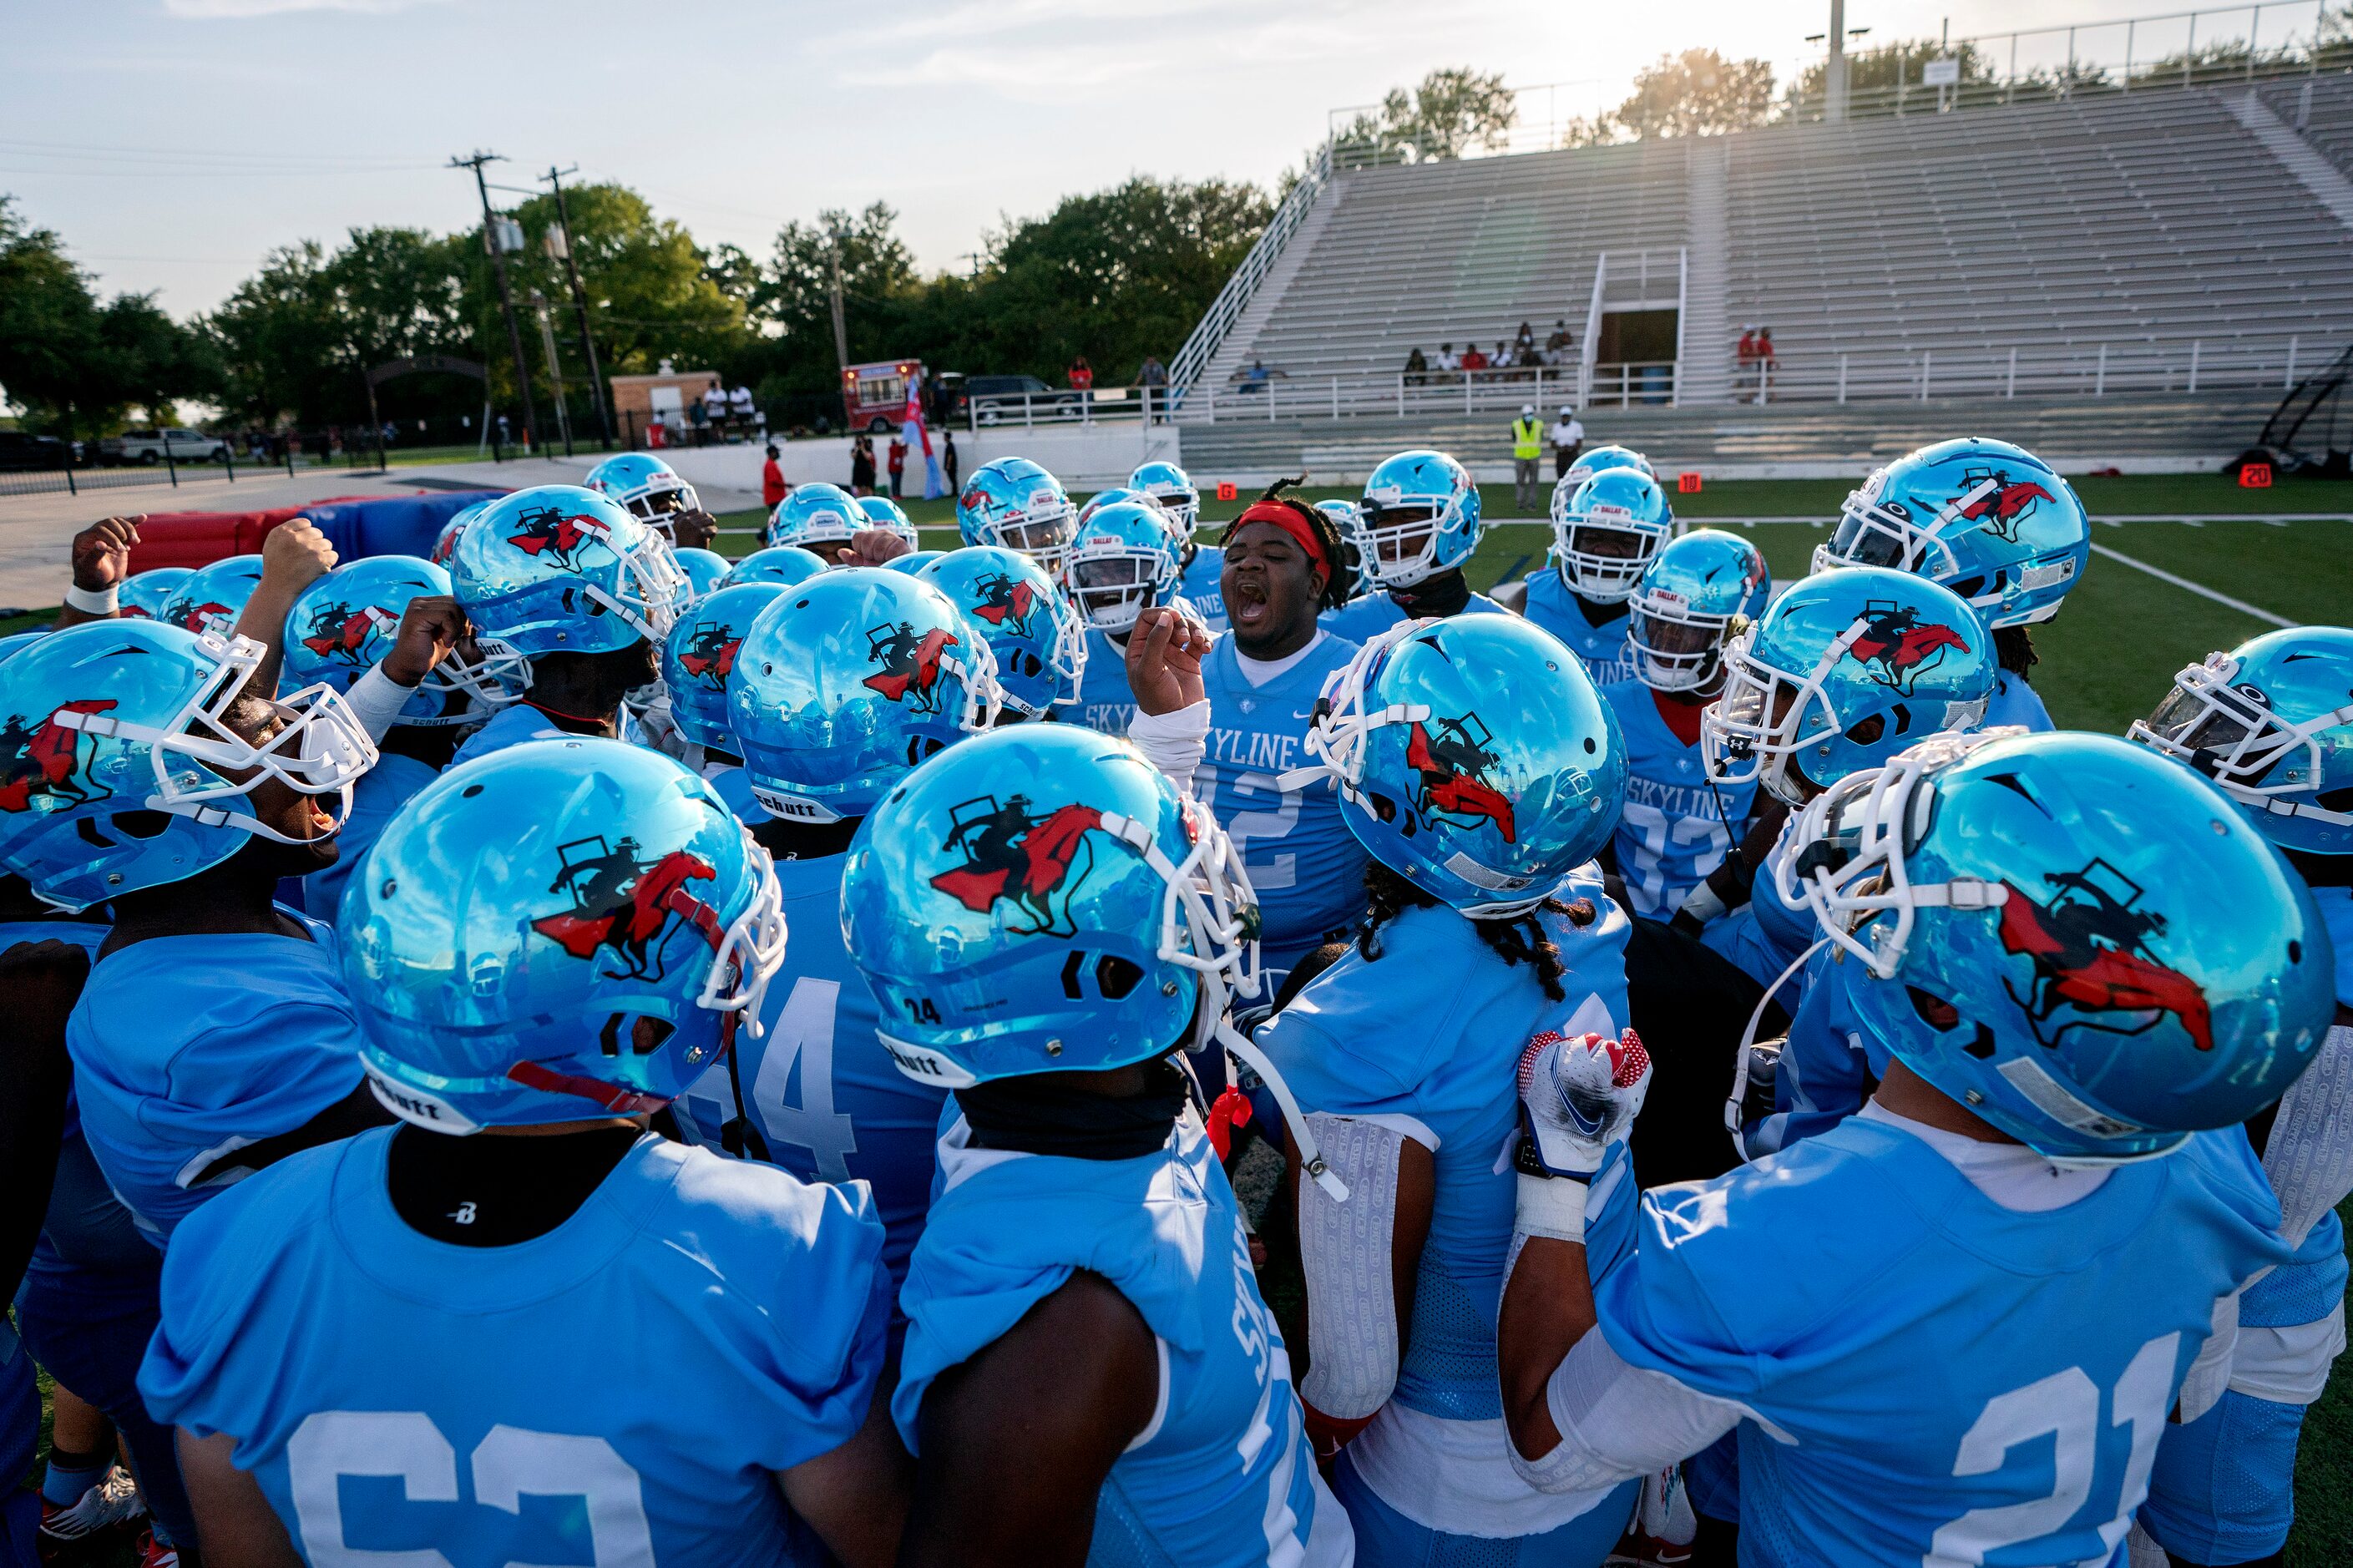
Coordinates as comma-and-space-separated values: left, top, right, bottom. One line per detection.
0, 434, 2345, 1568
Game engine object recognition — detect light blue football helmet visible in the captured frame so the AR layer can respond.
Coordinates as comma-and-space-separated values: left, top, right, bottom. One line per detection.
1078, 487, 1148, 525
1551, 468, 1674, 604
956, 457, 1078, 573
729, 569, 1003, 824
672, 547, 731, 604
856, 495, 922, 551
1059, 500, 1182, 635
448, 485, 688, 683
1779, 729, 2333, 1162
884, 549, 948, 575
2130, 626, 2353, 857
918, 546, 1086, 719
584, 451, 699, 531
281, 555, 514, 728
1818, 438, 2090, 628
1626, 529, 1770, 693
0, 631, 47, 665
1129, 459, 1201, 539
1560, 443, 1654, 489
430, 501, 489, 567
660, 582, 789, 755
719, 546, 827, 590
1704, 566, 1995, 807
1286, 615, 1626, 916
839, 724, 1261, 1086
1314, 498, 1371, 601
160, 554, 265, 638
0, 620, 376, 910
342, 737, 787, 1132
764, 481, 863, 555
117, 567, 192, 621
1359, 449, 1481, 590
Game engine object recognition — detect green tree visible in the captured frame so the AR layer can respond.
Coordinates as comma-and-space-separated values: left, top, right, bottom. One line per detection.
1337, 67, 1518, 164
0, 197, 104, 438
1566, 49, 1778, 143
1783, 38, 2002, 117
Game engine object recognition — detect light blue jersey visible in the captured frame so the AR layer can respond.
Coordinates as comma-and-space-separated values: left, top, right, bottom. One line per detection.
1195, 633, 1369, 973
306, 752, 438, 918
1753, 945, 1875, 1157
684, 853, 946, 1287
1521, 567, 1636, 688
1319, 589, 1509, 646
1260, 888, 1637, 1543
1179, 545, 1227, 635
897, 1114, 1344, 1567
1701, 826, 1818, 1002
66, 911, 364, 1247
141, 1130, 891, 1568
1601, 1117, 2289, 1568
1600, 682, 1753, 918
1060, 627, 1139, 736
1986, 670, 2054, 732
448, 704, 654, 768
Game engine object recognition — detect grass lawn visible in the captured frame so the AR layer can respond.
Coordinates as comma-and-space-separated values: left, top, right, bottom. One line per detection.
23, 471, 2353, 1562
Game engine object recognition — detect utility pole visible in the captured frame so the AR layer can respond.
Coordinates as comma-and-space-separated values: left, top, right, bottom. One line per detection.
827, 225, 852, 374
541, 164, 613, 448
1826, 0, 1850, 122
451, 150, 539, 453
529, 290, 574, 456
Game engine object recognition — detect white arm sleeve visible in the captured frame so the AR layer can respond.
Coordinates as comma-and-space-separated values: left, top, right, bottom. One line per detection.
1507, 1327, 1747, 1495
2177, 1287, 2242, 1426
2263, 1022, 2353, 1248
1126, 700, 1209, 794
343, 663, 421, 745
1297, 1113, 1407, 1419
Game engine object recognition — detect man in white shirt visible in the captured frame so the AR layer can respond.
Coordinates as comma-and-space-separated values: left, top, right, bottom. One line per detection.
1551, 406, 1586, 481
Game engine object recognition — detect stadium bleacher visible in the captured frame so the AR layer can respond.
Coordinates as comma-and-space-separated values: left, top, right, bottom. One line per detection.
2260, 69, 2353, 178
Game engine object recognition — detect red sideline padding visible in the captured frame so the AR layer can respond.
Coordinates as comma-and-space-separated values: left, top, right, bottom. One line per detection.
122, 491, 505, 575
124, 498, 391, 574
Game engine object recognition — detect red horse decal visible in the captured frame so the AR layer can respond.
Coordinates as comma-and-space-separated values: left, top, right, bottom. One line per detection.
0, 701, 118, 812
1997, 864, 2214, 1054
929, 795, 1109, 937
1407, 718, 1516, 842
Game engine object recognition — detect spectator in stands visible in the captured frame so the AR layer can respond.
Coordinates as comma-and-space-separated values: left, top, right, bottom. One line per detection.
1514, 321, 1536, 355
1404, 346, 1429, 387
888, 436, 908, 501
1551, 405, 1585, 479
1460, 342, 1489, 376
702, 378, 727, 429
730, 383, 756, 426
1754, 326, 1777, 402
850, 435, 876, 496
762, 445, 790, 510
1737, 326, 1758, 401
1068, 356, 1095, 392
1137, 355, 1168, 419
1435, 343, 1460, 382
1237, 359, 1275, 396
1546, 318, 1573, 352
686, 396, 710, 448
1511, 403, 1546, 513
944, 429, 960, 493
1494, 341, 1512, 377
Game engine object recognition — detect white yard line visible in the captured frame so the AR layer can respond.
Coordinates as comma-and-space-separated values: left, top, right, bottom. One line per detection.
2087, 543, 2292, 628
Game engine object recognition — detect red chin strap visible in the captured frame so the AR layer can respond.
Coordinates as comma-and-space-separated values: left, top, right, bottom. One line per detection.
1232, 501, 1332, 581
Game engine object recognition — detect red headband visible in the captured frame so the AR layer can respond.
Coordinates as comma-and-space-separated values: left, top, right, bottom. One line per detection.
1232, 500, 1331, 580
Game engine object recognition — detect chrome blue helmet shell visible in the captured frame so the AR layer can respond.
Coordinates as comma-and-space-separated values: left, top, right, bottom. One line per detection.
839, 724, 1261, 1087
117, 567, 193, 621
660, 582, 789, 754
956, 457, 1078, 574
856, 495, 922, 551
160, 554, 265, 638
1360, 450, 1480, 589
1819, 438, 2089, 628
1078, 487, 1149, 526
281, 555, 503, 728
0, 620, 376, 910
449, 485, 688, 670
1059, 500, 1182, 635
1780, 730, 2334, 1163
720, 546, 828, 590
342, 737, 786, 1133
1627, 529, 1769, 693
1560, 444, 1653, 489
884, 549, 948, 576
0, 631, 48, 665
1704, 566, 1995, 807
1296, 615, 1626, 916
1314, 499, 1371, 599
672, 547, 731, 604
430, 501, 489, 567
918, 546, 1086, 720
2130, 626, 2353, 857
729, 569, 1004, 824
1128, 459, 1201, 535
765, 482, 863, 555
584, 451, 699, 530
1550, 468, 1674, 604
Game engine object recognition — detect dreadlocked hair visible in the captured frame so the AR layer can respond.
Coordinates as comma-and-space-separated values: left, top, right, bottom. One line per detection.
1355, 860, 1592, 1003
1220, 475, 1354, 609
1993, 625, 2038, 679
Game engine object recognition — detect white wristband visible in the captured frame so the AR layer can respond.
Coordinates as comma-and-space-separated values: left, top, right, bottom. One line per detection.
64, 582, 119, 615
344, 663, 420, 744
1676, 878, 1728, 926
1516, 1171, 1589, 1243
1126, 699, 1211, 791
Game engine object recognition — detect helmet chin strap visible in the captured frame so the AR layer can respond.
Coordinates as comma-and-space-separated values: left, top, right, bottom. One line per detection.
1214, 1014, 1349, 1202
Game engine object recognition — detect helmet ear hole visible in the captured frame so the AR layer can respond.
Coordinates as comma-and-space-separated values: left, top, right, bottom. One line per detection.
2316, 786, 2353, 814
1096, 955, 1144, 1000
109, 810, 173, 842
1905, 984, 1960, 1031
1847, 714, 1886, 746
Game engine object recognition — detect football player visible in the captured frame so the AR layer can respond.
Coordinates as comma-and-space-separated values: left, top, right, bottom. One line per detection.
1323, 451, 1509, 643
1498, 459, 1672, 690
445, 485, 688, 766
659, 579, 791, 819
766, 480, 868, 559
918, 547, 1087, 722
583, 448, 718, 549
1814, 438, 2088, 732
720, 544, 829, 590
140, 738, 908, 1566
1600, 529, 1770, 919
696, 569, 1004, 1288
57, 515, 144, 629
840, 724, 1351, 1566
1056, 498, 1193, 736
2128, 628, 2353, 1568
1256, 615, 1637, 1563
1131, 458, 1227, 633
957, 457, 1080, 577
1498, 730, 2330, 1568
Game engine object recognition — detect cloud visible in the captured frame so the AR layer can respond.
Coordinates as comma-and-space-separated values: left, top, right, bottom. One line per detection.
160, 0, 445, 17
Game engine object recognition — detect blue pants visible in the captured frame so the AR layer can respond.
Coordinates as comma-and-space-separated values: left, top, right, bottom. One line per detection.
2138, 1389, 2305, 1565
3, 1327, 39, 1568
1332, 1445, 1638, 1566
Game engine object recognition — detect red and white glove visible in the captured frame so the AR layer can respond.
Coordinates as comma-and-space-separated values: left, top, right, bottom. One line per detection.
1515, 1028, 1650, 1241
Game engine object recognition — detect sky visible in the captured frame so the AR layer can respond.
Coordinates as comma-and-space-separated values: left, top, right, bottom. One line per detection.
0, 0, 2310, 317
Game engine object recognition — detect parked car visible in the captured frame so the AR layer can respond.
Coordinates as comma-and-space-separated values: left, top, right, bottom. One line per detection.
954, 374, 1085, 427
0, 432, 79, 472
101, 427, 229, 465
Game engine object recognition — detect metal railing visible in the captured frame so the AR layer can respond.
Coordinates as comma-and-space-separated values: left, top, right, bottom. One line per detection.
1179, 362, 1682, 424
1166, 141, 1332, 404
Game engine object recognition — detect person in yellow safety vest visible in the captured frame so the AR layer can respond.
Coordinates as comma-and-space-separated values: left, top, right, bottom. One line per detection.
1511, 404, 1546, 513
